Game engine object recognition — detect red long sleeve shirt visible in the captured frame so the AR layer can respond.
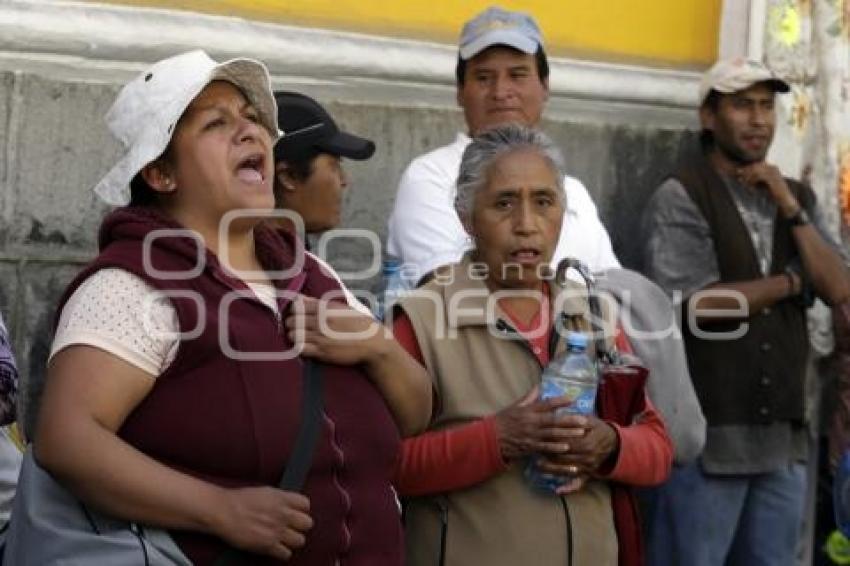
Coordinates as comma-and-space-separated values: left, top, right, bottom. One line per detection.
392, 306, 672, 497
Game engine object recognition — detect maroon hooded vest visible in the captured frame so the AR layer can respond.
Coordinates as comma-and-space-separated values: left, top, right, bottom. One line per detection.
55, 207, 402, 565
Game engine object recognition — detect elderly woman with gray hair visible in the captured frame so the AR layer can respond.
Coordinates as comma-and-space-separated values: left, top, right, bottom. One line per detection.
391, 124, 672, 566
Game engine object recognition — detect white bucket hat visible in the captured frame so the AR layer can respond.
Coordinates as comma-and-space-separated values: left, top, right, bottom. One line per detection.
94, 49, 280, 206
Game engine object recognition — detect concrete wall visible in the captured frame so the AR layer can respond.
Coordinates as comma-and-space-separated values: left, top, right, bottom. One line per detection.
0, 0, 701, 433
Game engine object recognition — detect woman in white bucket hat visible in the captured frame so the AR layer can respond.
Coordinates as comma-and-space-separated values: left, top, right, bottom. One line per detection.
27, 50, 430, 565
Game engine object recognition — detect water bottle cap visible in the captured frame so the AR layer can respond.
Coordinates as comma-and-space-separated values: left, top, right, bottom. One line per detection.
382, 257, 403, 276
566, 332, 588, 350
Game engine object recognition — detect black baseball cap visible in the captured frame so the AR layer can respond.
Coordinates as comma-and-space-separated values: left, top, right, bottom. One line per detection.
273, 91, 375, 162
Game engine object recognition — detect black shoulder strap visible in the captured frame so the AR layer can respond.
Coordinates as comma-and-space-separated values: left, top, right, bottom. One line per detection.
214, 360, 323, 565
279, 359, 323, 491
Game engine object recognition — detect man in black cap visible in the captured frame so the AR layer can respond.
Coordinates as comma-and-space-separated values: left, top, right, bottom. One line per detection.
273, 91, 375, 234
272, 91, 376, 314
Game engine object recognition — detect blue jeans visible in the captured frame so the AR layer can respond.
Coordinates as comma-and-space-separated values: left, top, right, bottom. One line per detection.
643, 461, 806, 566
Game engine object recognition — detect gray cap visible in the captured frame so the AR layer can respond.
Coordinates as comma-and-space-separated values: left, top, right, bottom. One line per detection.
458, 6, 543, 60
699, 57, 790, 104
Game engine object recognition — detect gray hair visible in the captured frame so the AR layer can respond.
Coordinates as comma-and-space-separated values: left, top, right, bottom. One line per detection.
455, 124, 566, 222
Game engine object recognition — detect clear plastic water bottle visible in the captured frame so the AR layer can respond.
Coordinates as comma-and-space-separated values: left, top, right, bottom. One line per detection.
525, 331, 598, 492
377, 256, 408, 320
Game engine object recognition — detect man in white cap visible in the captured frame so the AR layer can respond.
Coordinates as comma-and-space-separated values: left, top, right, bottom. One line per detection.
386, 5, 619, 286
641, 57, 850, 566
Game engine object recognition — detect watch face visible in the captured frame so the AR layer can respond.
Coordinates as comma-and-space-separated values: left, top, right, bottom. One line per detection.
788, 207, 809, 226
790, 209, 810, 226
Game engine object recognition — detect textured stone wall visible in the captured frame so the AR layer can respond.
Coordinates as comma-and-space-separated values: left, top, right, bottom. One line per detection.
0, 66, 697, 433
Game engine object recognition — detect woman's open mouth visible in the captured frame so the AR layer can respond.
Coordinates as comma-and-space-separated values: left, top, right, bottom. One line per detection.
235, 152, 266, 184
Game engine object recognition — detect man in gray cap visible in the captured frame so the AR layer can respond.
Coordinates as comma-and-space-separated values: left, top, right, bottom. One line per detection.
642, 57, 850, 566
386, 5, 619, 286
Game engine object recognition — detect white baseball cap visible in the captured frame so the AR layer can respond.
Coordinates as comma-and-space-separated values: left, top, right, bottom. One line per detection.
699, 57, 790, 105
94, 50, 280, 206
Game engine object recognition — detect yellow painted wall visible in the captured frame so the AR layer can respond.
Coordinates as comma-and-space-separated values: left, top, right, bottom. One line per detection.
98, 0, 721, 67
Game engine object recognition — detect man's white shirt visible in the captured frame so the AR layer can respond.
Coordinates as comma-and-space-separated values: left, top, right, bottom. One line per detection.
387, 132, 620, 280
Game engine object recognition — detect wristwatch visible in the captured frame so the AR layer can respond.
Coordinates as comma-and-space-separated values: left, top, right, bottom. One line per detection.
787, 208, 810, 227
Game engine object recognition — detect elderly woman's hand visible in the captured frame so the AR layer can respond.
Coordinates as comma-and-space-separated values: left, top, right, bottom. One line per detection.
535, 415, 620, 483
494, 388, 585, 462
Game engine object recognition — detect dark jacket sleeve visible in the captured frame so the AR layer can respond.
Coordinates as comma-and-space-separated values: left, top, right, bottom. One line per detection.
0, 313, 19, 426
